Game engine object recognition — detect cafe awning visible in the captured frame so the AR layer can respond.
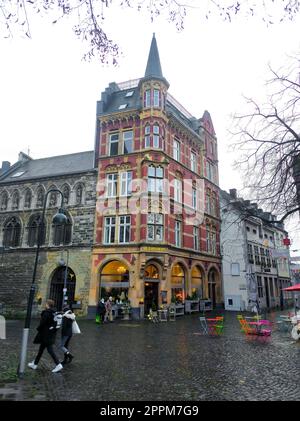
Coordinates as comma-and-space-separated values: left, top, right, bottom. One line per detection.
283, 283, 300, 291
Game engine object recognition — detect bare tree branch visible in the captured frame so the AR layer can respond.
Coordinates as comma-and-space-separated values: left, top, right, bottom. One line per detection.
231, 54, 300, 222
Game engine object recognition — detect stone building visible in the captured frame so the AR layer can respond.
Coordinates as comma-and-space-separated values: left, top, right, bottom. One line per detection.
221, 188, 293, 312
88, 34, 222, 319
0, 151, 97, 316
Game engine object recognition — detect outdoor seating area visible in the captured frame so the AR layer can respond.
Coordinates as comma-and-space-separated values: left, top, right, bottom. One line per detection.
147, 306, 176, 323
237, 314, 272, 337
199, 316, 224, 336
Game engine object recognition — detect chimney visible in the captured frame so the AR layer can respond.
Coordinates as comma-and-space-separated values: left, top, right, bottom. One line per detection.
229, 189, 237, 199
1, 161, 10, 174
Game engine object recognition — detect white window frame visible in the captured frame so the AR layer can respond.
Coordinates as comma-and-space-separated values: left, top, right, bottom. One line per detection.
145, 89, 151, 107
193, 226, 199, 250
148, 166, 163, 193
145, 125, 151, 148
174, 179, 182, 203
104, 216, 116, 244
231, 263, 240, 276
123, 130, 133, 154
147, 214, 164, 242
120, 171, 132, 197
191, 152, 196, 172
175, 220, 182, 247
173, 139, 180, 161
153, 89, 160, 107
153, 124, 160, 148
106, 173, 118, 198
109, 133, 119, 156
119, 215, 131, 243
192, 188, 197, 210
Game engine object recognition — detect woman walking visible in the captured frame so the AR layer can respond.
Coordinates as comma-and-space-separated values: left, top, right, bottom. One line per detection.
28, 299, 63, 373
60, 305, 75, 365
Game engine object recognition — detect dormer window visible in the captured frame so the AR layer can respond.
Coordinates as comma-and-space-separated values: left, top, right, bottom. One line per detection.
125, 91, 134, 97
118, 104, 128, 110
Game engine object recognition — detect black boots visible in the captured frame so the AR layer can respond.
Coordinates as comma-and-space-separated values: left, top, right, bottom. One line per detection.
61, 352, 74, 366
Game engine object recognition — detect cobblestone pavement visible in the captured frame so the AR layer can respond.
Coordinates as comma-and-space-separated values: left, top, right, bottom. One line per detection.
1, 310, 300, 401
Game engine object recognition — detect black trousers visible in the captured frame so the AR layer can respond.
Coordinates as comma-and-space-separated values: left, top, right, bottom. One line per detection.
34, 343, 60, 365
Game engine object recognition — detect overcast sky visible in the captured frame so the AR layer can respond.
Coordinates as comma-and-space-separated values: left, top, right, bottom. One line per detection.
0, 3, 300, 252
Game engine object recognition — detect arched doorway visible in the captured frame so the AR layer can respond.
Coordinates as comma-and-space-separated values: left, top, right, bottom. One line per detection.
208, 268, 218, 308
144, 264, 160, 315
49, 267, 76, 311
191, 266, 204, 299
99, 260, 129, 302
171, 263, 186, 303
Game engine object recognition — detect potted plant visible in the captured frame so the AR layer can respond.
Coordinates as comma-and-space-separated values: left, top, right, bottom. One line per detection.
151, 302, 158, 317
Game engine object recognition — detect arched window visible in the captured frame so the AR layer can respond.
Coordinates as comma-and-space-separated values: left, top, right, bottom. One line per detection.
24, 189, 32, 209
36, 187, 45, 208
62, 185, 70, 205
100, 260, 129, 302
145, 125, 150, 148
53, 212, 72, 246
144, 264, 159, 279
191, 266, 203, 299
0, 191, 8, 210
171, 263, 186, 303
3, 217, 21, 247
206, 189, 211, 214
12, 191, 20, 210
27, 214, 46, 247
49, 189, 57, 207
50, 267, 76, 311
75, 184, 83, 205
211, 192, 217, 216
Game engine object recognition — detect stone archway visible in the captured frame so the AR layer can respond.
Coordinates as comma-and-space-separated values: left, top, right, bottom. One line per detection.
171, 262, 187, 303
99, 260, 130, 302
191, 265, 205, 299
207, 267, 220, 308
143, 262, 161, 315
49, 266, 76, 311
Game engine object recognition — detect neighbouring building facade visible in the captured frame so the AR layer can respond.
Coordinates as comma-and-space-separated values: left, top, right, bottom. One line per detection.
221, 188, 293, 312
0, 151, 97, 316
88, 34, 222, 319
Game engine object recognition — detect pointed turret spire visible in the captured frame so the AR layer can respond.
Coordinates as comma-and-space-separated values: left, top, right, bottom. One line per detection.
144, 33, 163, 79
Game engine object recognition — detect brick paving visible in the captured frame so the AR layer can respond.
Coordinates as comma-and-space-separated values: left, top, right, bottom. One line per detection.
1, 311, 300, 401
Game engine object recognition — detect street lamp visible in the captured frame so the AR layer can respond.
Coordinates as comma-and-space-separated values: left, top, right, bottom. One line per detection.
18, 188, 67, 377
60, 248, 70, 310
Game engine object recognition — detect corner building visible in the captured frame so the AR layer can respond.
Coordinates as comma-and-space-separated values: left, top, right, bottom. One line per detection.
88, 35, 222, 319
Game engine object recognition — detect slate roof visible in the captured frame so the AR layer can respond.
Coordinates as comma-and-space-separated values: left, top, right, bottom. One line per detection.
0, 151, 96, 184
144, 34, 163, 79
102, 88, 140, 115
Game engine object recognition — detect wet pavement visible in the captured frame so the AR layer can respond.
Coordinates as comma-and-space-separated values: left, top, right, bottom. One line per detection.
1, 310, 300, 401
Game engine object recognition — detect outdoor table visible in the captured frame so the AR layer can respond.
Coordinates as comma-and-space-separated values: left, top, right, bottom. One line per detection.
248, 320, 271, 335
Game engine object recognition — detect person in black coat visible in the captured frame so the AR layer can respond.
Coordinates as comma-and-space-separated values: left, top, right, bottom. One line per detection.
97, 298, 106, 324
60, 305, 76, 365
28, 299, 63, 373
